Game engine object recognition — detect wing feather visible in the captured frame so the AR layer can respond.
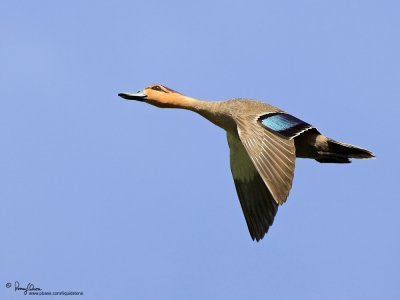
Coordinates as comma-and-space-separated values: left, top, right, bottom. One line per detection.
235, 117, 296, 204
259, 112, 313, 139
227, 133, 278, 241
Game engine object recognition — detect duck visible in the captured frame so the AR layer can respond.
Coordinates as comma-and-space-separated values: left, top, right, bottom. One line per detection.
118, 84, 374, 241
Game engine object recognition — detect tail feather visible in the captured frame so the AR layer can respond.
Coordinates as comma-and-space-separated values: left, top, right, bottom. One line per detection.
328, 139, 375, 159
316, 154, 351, 163
317, 139, 375, 163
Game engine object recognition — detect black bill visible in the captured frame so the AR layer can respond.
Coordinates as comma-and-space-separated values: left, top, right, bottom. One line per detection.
118, 91, 147, 101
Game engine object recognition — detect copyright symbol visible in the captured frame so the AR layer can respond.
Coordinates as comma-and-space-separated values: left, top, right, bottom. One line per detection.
6, 282, 11, 288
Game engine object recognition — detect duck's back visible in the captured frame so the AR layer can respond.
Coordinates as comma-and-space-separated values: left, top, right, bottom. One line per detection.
224, 98, 283, 118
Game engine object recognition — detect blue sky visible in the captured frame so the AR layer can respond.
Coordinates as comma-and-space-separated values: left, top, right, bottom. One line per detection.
1, 0, 399, 299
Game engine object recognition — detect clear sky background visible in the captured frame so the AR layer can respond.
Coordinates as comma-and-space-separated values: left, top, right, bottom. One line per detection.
1, 1, 399, 299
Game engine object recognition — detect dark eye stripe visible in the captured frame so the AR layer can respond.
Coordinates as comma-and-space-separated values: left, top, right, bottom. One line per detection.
150, 85, 181, 94
151, 86, 163, 91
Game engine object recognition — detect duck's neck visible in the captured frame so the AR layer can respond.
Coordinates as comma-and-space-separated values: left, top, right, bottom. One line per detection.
178, 95, 217, 113
175, 95, 235, 132
148, 93, 216, 112
148, 94, 233, 131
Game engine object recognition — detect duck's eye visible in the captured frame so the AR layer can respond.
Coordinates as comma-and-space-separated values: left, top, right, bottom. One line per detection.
151, 86, 162, 91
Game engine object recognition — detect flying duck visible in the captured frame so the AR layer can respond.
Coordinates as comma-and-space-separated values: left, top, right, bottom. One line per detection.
119, 84, 374, 241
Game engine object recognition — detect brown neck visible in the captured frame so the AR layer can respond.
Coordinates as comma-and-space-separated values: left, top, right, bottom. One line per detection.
147, 93, 230, 130
177, 95, 231, 131
147, 93, 215, 111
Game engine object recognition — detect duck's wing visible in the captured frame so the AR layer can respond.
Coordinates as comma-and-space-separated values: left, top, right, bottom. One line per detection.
227, 133, 279, 241
258, 112, 313, 139
235, 115, 297, 205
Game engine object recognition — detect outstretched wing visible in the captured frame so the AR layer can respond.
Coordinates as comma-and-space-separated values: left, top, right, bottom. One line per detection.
235, 116, 296, 204
227, 133, 278, 241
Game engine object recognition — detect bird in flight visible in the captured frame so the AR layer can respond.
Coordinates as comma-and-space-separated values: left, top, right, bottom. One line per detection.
119, 84, 374, 241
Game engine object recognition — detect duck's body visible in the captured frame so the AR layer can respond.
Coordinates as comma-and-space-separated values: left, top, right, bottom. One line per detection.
119, 85, 374, 241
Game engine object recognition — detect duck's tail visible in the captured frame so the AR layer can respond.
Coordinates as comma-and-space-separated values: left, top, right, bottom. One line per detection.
316, 139, 375, 163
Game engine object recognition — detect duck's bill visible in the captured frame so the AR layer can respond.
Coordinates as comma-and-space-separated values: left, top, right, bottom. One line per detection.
118, 91, 147, 101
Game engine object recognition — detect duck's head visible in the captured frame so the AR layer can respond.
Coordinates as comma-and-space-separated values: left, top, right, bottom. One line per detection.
119, 84, 185, 108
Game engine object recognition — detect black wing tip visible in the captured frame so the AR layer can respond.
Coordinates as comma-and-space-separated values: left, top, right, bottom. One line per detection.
250, 220, 276, 241
251, 232, 267, 242
234, 178, 277, 242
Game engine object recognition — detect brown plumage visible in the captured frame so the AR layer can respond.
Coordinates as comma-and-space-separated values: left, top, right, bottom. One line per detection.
119, 84, 375, 241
